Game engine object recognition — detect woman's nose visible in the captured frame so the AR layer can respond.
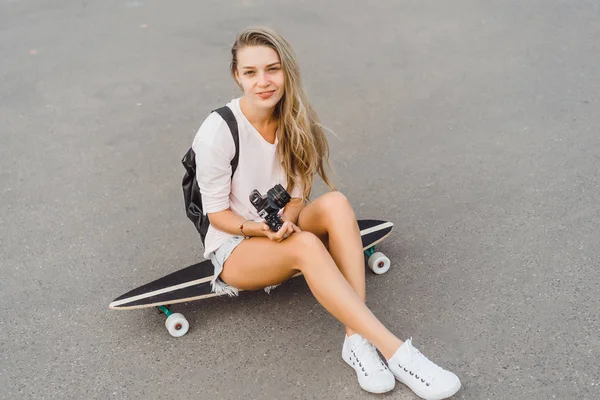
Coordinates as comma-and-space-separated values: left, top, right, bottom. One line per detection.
257, 71, 269, 87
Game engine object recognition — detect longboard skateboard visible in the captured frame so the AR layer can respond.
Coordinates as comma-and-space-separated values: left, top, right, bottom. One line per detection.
109, 219, 393, 337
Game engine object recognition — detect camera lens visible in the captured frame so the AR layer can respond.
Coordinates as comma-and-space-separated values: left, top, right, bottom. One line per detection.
269, 184, 290, 208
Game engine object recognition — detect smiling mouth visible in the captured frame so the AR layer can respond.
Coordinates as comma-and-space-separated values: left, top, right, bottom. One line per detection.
257, 90, 275, 94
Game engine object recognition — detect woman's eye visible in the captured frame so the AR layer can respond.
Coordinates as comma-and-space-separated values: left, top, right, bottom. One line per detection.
244, 71, 255, 75
269, 67, 280, 71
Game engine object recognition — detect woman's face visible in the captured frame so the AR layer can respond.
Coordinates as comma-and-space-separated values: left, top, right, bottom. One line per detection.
235, 45, 285, 110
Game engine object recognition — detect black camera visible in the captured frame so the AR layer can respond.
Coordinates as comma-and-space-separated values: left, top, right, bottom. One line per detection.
249, 184, 291, 232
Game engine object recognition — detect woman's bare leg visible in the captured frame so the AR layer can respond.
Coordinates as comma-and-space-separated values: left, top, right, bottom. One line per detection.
220, 232, 402, 359
297, 192, 366, 337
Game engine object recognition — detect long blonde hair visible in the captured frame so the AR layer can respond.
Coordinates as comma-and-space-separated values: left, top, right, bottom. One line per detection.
230, 27, 335, 200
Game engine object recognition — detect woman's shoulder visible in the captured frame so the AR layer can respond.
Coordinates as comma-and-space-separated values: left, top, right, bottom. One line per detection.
193, 101, 235, 140
192, 102, 238, 153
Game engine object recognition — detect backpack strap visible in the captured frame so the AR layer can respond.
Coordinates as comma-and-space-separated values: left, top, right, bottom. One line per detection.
212, 106, 240, 176
180, 105, 241, 246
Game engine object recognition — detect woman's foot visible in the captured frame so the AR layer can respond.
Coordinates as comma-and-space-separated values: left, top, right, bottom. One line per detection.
342, 334, 395, 394
387, 338, 461, 400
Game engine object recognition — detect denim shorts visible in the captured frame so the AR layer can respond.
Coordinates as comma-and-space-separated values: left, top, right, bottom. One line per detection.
208, 236, 245, 297
209, 235, 280, 297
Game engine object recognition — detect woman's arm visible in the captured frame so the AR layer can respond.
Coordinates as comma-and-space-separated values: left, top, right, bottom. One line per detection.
208, 198, 304, 238
207, 209, 268, 238
282, 198, 306, 225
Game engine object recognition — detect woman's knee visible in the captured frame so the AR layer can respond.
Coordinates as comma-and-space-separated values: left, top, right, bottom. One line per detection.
317, 191, 355, 219
289, 231, 327, 260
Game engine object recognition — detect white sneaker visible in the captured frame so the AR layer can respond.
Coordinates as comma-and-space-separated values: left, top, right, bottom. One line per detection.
387, 338, 461, 400
342, 334, 395, 394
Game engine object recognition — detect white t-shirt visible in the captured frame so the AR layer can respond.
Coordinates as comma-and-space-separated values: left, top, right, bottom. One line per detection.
192, 98, 303, 258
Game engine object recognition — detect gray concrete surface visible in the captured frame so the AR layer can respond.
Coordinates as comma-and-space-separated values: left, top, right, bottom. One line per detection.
1, 0, 599, 399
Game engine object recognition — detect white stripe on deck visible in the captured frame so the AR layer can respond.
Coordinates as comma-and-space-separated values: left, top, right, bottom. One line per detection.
109, 276, 213, 308
360, 221, 393, 236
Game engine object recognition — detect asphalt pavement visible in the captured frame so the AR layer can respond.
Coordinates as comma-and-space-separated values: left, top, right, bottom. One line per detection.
1, 1, 599, 399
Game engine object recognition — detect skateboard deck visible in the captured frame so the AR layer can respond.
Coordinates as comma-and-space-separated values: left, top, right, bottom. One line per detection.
109, 219, 393, 336
110, 219, 393, 310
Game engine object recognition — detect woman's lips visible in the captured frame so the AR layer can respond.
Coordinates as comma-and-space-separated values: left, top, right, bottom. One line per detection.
257, 90, 275, 99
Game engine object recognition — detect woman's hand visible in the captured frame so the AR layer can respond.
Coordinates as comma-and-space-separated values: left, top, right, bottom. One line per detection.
261, 217, 301, 242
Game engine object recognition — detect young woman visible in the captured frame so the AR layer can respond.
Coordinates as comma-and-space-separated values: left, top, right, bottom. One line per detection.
193, 27, 461, 399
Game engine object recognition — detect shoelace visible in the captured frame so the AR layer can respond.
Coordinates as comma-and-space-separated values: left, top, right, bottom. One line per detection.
408, 343, 443, 383
353, 338, 388, 374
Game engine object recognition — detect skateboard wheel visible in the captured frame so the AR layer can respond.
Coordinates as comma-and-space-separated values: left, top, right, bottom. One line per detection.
165, 313, 189, 337
368, 252, 390, 274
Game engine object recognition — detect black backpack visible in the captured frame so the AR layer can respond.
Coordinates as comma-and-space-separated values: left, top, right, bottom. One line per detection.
181, 106, 240, 246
